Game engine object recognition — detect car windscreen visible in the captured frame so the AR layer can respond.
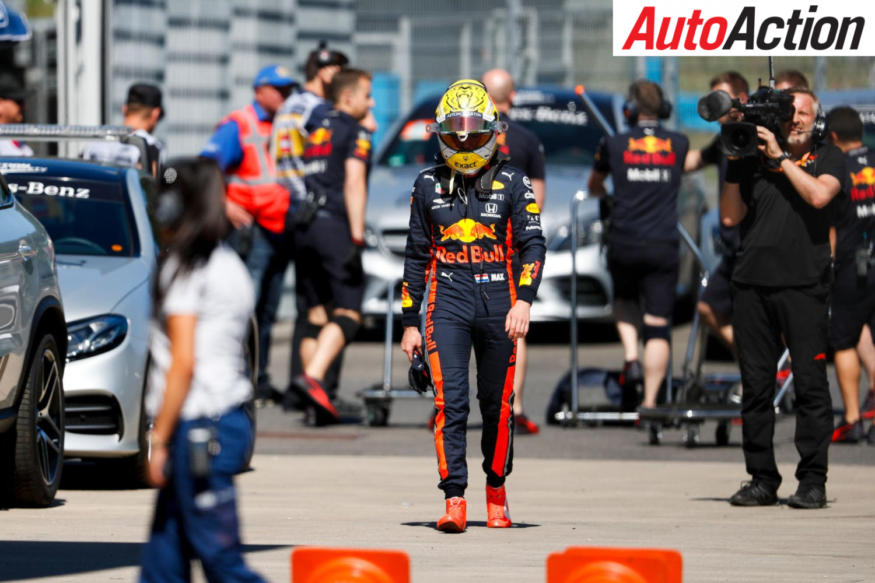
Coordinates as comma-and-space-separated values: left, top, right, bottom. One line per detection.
7, 174, 138, 257
378, 93, 611, 168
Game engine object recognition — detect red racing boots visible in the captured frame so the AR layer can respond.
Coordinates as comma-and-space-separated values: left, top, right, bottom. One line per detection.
486, 485, 512, 528
436, 497, 466, 533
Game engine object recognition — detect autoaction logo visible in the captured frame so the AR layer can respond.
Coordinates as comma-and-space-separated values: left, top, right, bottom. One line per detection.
613, 1, 875, 56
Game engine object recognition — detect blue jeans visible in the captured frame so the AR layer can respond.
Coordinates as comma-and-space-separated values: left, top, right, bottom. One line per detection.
140, 407, 265, 583
229, 224, 292, 389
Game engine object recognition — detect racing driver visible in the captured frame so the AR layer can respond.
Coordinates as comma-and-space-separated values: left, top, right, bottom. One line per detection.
399, 79, 546, 533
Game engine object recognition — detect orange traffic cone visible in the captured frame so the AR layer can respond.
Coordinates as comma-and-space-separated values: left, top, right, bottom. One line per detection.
292, 548, 410, 583
547, 547, 682, 583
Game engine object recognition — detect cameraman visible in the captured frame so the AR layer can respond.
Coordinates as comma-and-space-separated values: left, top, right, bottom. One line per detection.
826, 106, 875, 444
722, 89, 843, 509
588, 80, 689, 413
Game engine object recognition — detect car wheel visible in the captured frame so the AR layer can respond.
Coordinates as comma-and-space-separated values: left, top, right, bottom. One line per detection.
12, 334, 64, 507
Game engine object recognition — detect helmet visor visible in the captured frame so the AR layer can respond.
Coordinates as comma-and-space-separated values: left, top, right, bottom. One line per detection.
433, 114, 494, 134
439, 131, 493, 151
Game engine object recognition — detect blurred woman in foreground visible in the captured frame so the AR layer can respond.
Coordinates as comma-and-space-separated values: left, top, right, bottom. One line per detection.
140, 157, 264, 582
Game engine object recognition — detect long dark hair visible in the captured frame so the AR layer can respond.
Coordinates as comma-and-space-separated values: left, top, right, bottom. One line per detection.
152, 157, 229, 313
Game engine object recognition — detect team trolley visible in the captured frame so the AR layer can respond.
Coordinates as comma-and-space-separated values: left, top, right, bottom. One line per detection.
357, 278, 431, 426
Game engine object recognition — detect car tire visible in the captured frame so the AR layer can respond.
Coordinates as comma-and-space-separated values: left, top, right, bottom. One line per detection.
12, 334, 65, 507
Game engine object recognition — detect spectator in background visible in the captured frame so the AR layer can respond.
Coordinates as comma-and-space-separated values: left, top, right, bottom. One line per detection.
273, 42, 348, 209
82, 82, 165, 177
826, 106, 875, 444
0, 73, 32, 156
684, 71, 750, 357
482, 67, 546, 435
272, 42, 348, 410
141, 157, 265, 582
289, 68, 375, 425
775, 69, 810, 91
201, 64, 298, 404
587, 81, 690, 421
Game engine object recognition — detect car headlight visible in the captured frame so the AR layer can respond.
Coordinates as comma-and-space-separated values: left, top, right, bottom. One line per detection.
548, 218, 604, 251
66, 314, 128, 361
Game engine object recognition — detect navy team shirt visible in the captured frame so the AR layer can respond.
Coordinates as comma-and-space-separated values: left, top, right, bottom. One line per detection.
302, 109, 373, 221
593, 120, 690, 245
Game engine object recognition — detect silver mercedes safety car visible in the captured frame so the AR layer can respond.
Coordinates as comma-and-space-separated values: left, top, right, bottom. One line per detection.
3, 154, 156, 481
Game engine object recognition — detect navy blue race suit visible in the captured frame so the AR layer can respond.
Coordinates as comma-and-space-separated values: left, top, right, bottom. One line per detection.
401, 160, 546, 498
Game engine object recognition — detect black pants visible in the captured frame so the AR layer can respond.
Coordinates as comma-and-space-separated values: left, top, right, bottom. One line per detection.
732, 283, 833, 488
429, 310, 516, 498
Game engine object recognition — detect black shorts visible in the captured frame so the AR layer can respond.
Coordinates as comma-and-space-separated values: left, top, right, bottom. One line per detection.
607, 240, 678, 319
829, 263, 875, 351
293, 214, 364, 312
700, 255, 734, 321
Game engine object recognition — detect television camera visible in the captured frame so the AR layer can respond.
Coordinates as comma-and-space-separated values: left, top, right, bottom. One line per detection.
698, 85, 795, 158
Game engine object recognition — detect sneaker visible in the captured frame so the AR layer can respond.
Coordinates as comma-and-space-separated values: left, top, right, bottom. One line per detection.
619, 359, 643, 387
436, 497, 466, 533
486, 485, 512, 528
832, 418, 864, 443
867, 424, 875, 445
292, 375, 340, 425
787, 483, 827, 509
729, 480, 778, 506
514, 413, 540, 435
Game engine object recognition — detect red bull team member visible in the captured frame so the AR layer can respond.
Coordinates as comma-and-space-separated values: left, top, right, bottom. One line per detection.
826, 106, 875, 444
200, 64, 298, 404
482, 67, 546, 436
587, 80, 690, 418
399, 79, 546, 533
290, 68, 375, 424
721, 89, 843, 508
273, 42, 348, 211
271, 43, 348, 410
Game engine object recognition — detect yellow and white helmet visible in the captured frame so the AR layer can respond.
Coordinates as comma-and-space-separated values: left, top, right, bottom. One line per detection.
430, 79, 507, 175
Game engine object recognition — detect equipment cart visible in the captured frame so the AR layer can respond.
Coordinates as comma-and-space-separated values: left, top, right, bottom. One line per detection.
357, 278, 432, 426
636, 226, 795, 446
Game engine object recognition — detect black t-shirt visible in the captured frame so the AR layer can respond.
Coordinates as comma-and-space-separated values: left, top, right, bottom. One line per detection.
302, 109, 373, 220
833, 146, 875, 268
593, 121, 690, 244
729, 142, 845, 287
497, 120, 546, 181
701, 133, 740, 253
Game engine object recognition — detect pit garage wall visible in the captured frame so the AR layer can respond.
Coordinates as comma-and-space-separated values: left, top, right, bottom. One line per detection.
58, 0, 355, 156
